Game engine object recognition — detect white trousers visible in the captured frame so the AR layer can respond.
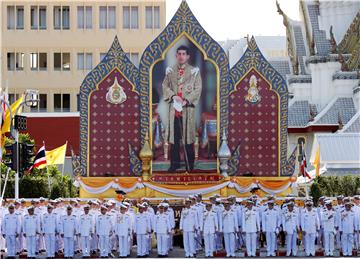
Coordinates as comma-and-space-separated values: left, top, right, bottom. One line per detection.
224, 232, 235, 257
91, 234, 98, 251
304, 233, 316, 256
285, 233, 297, 256
26, 235, 37, 257
245, 232, 257, 257
156, 233, 168, 255
44, 233, 56, 257
118, 235, 129, 257
136, 234, 148, 256
183, 231, 195, 257
99, 235, 109, 257
5, 235, 16, 256
204, 233, 215, 257
63, 236, 74, 257
265, 232, 276, 256
323, 231, 334, 256
81, 236, 91, 256
341, 233, 353, 256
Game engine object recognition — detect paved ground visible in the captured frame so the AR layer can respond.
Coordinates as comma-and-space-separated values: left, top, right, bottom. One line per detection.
2, 247, 360, 258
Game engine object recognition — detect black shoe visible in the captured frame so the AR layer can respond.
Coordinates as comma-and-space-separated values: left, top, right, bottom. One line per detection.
167, 164, 180, 172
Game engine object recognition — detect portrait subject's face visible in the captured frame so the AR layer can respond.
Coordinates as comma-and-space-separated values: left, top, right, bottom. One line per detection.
176, 50, 190, 65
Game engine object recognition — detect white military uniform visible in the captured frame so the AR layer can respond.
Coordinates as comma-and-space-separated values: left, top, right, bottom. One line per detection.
134, 211, 151, 257
78, 213, 95, 257
321, 206, 337, 256
23, 213, 40, 257
96, 212, 113, 257
222, 208, 239, 257
42, 211, 58, 258
153, 211, 172, 256
300, 207, 319, 256
59, 214, 77, 257
114, 212, 132, 257
242, 207, 260, 257
2, 212, 21, 257
180, 206, 199, 257
339, 207, 356, 256
281, 208, 299, 256
201, 210, 218, 257
262, 206, 279, 256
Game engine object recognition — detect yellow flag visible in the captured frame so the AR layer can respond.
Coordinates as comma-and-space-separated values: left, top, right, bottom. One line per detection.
1, 95, 24, 134
45, 143, 67, 166
314, 145, 320, 177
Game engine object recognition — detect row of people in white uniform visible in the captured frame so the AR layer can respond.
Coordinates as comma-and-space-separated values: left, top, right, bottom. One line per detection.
179, 194, 360, 258
1, 194, 360, 258
1, 197, 176, 258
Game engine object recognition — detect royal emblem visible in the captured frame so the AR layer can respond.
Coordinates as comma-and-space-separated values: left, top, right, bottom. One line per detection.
106, 77, 127, 104
245, 75, 261, 104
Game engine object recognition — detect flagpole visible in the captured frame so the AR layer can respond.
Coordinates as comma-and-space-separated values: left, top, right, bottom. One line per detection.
61, 141, 68, 177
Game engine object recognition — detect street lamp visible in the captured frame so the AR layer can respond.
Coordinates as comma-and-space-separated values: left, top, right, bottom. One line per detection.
1, 89, 39, 199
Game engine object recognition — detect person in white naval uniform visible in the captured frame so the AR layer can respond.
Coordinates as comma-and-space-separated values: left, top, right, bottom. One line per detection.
114, 204, 132, 258
153, 204, 172, 257
281, 202, 299, 256
23, 206, 40, 258
222, 202, 238, 258
300, 201, 319, 256
201, 203, 218, 258
78, 205, 94, 258
42, 205, 58, 258
242, 200, 260, 257
321, 200, 337, 256
180, 199, 199, 258
134, 204, 151, 258
59, 206, 78, 258
2, 204, 21, 258
339, 202, 356, 256
96, 205, 113, 258
163, 201, 175, 251
262, 200, 280, 256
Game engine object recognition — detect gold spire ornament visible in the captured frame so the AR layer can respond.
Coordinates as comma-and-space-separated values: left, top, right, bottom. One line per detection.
139, 131, 153, 180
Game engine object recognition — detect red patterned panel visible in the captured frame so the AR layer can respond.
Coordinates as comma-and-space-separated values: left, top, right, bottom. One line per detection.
89, 69, 140, 176
228, 69, 279, 176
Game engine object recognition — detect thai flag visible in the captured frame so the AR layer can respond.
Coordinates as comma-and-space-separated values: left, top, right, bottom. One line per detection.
300, 147, 311, 180
28, 144, 47, 171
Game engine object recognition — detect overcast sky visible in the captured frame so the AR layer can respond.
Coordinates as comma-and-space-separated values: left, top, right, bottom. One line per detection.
166, 0, 300, 41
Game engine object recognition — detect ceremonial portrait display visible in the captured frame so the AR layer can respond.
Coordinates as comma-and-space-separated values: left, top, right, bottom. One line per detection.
151, 35, 218, 173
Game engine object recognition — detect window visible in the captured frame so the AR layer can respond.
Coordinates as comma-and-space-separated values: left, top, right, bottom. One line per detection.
54, 6, 69, 29
54, 94, 70, 112
16, 52, 24, 70
99, 6, 116, 29
31, 94, 47, 112
7, 53, 15, 71
32, 6, 46, 29
30, 53, 38, 70
123, 6, 138, 29
7, 6, 15, 29
54, 53, 62, 70
77, 6, 92, 29
54, 52, 70, 71
16, 6, 24, 29
54, 6, 61, 29
39, 53, 47, 70
77, 53, 84, 70
130, 53, 139, 67
30, 6, 38, 29
77, 53, 92, 70
39, 7, 46, 29
9, 94, 20, 104
100, 53, 106, 61
62, 6, 70, 29
62, 53, 70, 70
145, 6, 160, 29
